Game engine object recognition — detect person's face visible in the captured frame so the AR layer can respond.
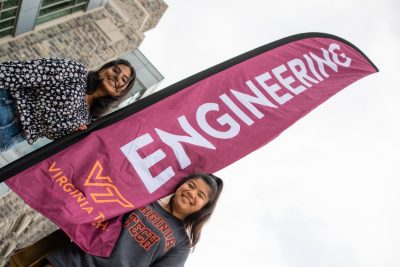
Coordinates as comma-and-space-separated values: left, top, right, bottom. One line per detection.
98, 64, 132, 97
173, 177, 213, 218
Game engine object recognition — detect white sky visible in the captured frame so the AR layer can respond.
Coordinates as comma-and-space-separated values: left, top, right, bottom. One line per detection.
140, 0, 400, 266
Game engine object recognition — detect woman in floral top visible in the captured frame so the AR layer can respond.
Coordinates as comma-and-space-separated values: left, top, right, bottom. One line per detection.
0, 57, 136, 152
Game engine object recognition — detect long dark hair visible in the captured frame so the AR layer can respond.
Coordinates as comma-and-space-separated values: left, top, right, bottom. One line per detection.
169, 173, 224, 249
86, 58, 136, 119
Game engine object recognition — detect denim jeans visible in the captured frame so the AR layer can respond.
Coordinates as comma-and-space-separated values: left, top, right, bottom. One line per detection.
0, 90, 25, 152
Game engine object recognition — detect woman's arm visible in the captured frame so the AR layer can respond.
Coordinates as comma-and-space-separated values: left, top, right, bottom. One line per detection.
0, 58, 87, 90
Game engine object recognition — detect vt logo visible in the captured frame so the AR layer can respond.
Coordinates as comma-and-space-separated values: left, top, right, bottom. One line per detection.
85, 160, 134, 208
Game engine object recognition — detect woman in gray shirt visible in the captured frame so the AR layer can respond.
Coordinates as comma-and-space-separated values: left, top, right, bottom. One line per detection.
46, 173, 224, 267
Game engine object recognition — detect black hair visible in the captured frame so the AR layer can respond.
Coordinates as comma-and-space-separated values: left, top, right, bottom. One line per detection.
169, 173, 224, 249
86, 58, 136, 119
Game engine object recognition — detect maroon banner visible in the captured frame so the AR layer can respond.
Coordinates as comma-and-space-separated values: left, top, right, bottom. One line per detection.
5, 33, 378, 256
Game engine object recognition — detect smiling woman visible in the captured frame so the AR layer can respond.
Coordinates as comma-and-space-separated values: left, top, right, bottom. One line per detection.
0, 57, 136, 152
85, 59, 136, 119
34, 173, 224, 267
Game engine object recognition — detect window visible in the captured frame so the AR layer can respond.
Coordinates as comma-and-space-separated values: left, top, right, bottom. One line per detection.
0, 0, 20, 38
37, 0, 88, 25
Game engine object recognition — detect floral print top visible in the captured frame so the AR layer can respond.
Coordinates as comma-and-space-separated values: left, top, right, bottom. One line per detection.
0, 58, 91, 144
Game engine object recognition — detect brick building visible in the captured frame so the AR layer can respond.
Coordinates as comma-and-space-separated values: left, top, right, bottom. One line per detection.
0, 0, 167, 265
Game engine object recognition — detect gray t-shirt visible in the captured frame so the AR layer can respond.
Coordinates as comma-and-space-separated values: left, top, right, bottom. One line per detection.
47, 202, 190, 267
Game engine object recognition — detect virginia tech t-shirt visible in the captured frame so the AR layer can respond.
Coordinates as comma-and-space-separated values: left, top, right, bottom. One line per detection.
47, 202, 190, 267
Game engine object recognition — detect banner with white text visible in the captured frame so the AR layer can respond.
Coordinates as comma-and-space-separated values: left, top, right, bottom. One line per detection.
3, 33, 378, 257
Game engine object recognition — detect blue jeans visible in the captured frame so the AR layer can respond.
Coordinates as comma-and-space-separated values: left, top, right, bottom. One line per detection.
0, 90, 25, 152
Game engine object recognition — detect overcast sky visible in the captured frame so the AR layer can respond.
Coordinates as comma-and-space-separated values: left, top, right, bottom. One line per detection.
139, 0, 400, 266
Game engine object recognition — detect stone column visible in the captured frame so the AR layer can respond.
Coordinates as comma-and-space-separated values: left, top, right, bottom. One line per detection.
13, 0, 41, 36
86, 0, 109, 11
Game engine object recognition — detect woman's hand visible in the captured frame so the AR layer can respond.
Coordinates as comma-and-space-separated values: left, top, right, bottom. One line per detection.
74, 124, 87, 131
